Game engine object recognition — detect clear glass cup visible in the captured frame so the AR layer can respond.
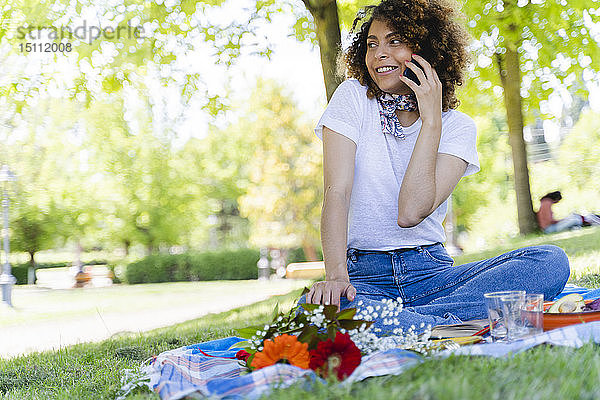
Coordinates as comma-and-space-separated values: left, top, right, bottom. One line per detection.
484, 291, 525, 342
503, 293, 544, 340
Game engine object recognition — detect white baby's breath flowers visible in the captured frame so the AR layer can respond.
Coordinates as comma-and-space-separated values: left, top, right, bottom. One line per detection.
309, 313, 326, 328
348, 297, 438, 355
247, 296, 437, 355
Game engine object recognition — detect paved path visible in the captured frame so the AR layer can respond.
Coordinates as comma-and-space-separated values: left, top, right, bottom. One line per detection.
0, 279, 309, 359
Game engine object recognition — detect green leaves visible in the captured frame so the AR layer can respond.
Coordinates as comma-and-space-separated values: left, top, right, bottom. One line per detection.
300, 303, 321, 312
338, 319, 373, 330
327, 325, 337, 341
235, 288, 373, 364
228, 340, 251, 349
236, 326, 263, 339
463, 0, 598, 117
236, 79, 323, 250
336, 308, 357, 320
297, 324, 318, 343
323, 305, 338, 320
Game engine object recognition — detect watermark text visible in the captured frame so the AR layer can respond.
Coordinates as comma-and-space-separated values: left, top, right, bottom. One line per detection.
16, 20, 145, 44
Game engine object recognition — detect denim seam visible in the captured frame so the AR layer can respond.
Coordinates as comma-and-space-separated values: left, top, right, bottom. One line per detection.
404, 248, 530, 303
392, 253, 406, 300
422, 247, 454, 264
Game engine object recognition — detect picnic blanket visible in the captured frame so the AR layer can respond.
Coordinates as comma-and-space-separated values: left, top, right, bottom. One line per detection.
118, 284, 600, 400
554, 283, 600, 300
117, 338, 422, 400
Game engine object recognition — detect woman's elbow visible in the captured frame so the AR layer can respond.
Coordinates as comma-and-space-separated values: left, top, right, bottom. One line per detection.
397, 215, 424, 228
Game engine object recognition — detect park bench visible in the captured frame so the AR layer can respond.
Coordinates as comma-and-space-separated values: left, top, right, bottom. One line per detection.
285, 261, 325, 279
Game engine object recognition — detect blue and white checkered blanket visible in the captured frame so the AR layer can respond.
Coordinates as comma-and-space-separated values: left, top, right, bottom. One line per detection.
119, 337, 422, 400
119, 285, 600, 400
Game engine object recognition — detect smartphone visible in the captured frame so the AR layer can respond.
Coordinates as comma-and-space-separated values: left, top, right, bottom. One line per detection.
403, 58, 425, 85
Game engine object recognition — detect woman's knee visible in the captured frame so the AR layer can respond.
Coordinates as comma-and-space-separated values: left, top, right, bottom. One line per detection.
529, 245, 570, 298
537, 245, 570, 282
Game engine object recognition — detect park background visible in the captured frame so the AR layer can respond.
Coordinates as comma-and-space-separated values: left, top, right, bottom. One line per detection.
0, 0, 600, 398
0, 1, 599, 292
1, 0, 600, 276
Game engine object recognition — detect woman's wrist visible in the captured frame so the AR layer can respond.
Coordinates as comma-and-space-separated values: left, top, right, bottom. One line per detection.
325, 265, 349, 281
325, 276, 350, 283
420, 117, 442, 131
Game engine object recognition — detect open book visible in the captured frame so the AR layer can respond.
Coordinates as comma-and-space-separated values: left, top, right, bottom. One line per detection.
430, 319, 488, 339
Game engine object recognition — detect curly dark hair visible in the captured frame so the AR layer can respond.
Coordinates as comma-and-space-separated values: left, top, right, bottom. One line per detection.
343, 0, 471, 111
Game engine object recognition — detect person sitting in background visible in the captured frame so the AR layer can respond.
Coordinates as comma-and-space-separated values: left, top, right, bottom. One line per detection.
537, 191, 600, 234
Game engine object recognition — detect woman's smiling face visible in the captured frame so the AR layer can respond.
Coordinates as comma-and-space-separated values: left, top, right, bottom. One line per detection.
365, 19, 414, 95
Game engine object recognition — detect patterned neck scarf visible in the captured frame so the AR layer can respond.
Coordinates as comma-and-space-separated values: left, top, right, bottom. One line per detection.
377, 93, 418, 139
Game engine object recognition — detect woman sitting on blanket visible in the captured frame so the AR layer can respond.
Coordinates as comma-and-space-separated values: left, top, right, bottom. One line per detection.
301, 0, 570, 334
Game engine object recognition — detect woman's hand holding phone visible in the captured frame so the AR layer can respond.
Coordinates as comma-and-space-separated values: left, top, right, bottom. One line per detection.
400, 54, 442, 127
402, 58, 424, 84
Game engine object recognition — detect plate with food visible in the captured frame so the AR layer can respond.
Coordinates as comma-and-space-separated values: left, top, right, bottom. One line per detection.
543, 294, 600, 331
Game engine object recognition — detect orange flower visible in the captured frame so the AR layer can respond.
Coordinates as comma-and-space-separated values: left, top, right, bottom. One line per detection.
250, 334, 309, 370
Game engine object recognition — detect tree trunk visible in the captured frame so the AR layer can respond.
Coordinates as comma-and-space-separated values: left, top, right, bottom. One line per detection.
74, 240, 84, 273
28, 251, 36, 285
302, 0, 344, 101
495, 45, 538, 235
302, 241, 319, 262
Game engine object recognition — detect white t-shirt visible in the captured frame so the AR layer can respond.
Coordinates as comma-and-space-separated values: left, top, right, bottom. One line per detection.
315, 79, 479, 251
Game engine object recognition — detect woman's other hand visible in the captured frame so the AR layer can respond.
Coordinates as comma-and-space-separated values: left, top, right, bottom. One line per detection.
306, 280, 356, 311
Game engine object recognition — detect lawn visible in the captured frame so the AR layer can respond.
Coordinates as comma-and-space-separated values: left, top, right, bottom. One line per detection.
1, 280, 311, 327
1, 227, 599, 400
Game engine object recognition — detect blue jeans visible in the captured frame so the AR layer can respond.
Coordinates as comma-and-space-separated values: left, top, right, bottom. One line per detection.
544, 213, 583, 233
299, 243, 570, 334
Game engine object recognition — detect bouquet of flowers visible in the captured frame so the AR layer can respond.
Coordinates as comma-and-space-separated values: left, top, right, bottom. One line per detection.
231, 288, 425, 380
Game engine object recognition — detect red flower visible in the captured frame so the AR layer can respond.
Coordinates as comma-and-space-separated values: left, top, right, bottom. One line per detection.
309, 332, 362, 380
235, 350, 251, 362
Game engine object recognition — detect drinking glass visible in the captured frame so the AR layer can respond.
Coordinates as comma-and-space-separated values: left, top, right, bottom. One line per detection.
484, 291, 525, 342
503, 293, 544, 340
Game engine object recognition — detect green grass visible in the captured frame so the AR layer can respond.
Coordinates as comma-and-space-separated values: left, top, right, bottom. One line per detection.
455, 226, 600, 278
266, 344, 600, 399
1, 280, 309, 326
1, 229, 599, 399
0, 292, 301, 399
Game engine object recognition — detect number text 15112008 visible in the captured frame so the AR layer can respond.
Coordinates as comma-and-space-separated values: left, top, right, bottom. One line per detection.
19, 42, 72, 53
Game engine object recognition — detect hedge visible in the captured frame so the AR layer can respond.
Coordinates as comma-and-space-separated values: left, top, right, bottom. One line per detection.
12, 263, 57, 285
286, 247, 323, 264
124, 249, 261, 284
7, 248, 321, 285
12, 264, 30, 285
